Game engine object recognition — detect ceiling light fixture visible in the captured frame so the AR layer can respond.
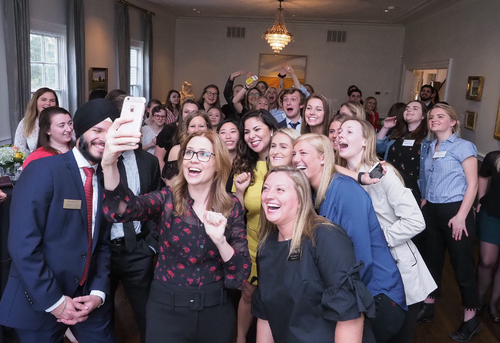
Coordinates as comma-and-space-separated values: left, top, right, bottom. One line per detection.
264, 0, 294, 54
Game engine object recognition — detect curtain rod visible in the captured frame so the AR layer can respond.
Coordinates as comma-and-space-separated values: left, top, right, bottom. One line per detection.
117, 0, 156, 16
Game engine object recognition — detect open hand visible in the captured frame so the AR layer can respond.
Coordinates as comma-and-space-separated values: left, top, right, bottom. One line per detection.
448, 214, 468, 241
382, 116, 397, 129
230, 70, 246, 81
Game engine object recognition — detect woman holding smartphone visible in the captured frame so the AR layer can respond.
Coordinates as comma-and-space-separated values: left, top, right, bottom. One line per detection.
102, 127, 250, 343
336, 118, 436, 343
417, 104, 480, 342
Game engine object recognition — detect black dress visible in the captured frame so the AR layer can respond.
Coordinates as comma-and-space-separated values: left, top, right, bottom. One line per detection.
252, 225, 375, 343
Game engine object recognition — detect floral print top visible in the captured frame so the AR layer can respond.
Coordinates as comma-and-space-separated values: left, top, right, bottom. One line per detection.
103, 184, 251, 289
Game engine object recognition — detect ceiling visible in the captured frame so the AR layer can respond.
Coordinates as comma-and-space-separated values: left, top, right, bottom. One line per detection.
145, 0, 458, 25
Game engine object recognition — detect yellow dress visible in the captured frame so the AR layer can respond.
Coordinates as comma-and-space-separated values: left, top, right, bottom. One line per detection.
233, 160, 267, 284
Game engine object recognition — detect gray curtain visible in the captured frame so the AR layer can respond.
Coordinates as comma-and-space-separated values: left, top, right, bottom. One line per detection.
116, 2, 130, 92
67, 0, 86, 113
2, 0, 30, 139
142, 12, 152, 100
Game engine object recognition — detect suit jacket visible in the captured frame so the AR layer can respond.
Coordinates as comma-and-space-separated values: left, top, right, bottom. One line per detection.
129, 149, 161, 251
0, 151, 112, 330
278, 119, 287, 129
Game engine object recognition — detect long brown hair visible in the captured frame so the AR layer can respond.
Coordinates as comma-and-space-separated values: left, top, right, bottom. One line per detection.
171, 130, 233, 217
301, 94, 333, 136
389, 100, 428, 143
24, 88, 59, 137
258, 166, 335, 257
37, 107, 75, 155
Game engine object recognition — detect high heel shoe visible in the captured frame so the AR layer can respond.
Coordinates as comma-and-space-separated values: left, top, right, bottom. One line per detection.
416, 303, 434, 324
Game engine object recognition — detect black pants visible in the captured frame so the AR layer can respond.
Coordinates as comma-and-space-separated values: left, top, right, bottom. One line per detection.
146, 280, 235, 343
387, 302, 421, 343
110, 239, 155, 343
421, 201, 479, 309
367, 293, 406, 343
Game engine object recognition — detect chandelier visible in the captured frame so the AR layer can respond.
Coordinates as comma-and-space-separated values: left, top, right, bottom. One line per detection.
264, 0, 294, 54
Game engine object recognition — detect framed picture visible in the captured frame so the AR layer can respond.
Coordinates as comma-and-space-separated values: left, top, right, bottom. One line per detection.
258, 54, 307, 89
494, 98, 500, 139
466, 76, 484, 101
464, 111, 477, 131
90, 67, 108, 91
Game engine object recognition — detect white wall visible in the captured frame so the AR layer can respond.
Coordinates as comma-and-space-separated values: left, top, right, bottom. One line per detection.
174, 18, 405, 115
402, 0, 500, 157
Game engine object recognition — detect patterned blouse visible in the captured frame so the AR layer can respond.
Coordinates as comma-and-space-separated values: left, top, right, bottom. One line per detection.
103, 184, 251, 289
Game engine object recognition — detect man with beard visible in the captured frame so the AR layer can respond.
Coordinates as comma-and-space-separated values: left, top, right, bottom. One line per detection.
420, 84, 435, 110
0, 99, 118, 342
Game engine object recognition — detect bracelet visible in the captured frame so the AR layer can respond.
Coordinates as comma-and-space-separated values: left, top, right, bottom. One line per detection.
357, 172, 366, 185
52, 297, 67, 316
277, 73, 286, 78
244, 85, 250, 90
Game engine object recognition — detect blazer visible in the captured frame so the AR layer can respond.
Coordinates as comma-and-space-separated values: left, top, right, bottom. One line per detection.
0, 151, 112, 330
359, 165, 437, 305
129, 148, 161, 250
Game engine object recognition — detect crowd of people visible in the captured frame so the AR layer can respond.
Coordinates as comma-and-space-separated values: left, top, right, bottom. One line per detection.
0, 69, 499, 343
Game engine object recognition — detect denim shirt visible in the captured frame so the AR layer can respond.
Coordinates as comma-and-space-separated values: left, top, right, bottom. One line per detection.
423, 134, 477, 203
376, 136, 431, 193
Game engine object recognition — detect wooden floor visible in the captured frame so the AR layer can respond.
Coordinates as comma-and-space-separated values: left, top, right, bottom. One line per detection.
105, 253, 500, 343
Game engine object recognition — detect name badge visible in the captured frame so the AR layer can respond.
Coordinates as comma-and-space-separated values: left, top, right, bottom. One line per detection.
433, 151, 447, 158
287, 248, 302, 262
402, 139, 415, 147
63, 199, 82, 210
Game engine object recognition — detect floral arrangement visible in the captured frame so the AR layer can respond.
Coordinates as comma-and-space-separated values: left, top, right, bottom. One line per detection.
0, 145, 26, 174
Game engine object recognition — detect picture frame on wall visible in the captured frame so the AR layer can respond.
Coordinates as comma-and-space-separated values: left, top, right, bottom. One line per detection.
464, 111, 477, 131
466, 76, 484, 101
258, 54, 307, 89
90, 67, 108, 91
494, 98, 500, 139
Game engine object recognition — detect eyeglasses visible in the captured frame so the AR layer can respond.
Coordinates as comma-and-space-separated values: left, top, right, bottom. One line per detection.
154, 115, 166, 119
206, 91, 218, 97
248, 92, 260, 97
182, 149, 215, 162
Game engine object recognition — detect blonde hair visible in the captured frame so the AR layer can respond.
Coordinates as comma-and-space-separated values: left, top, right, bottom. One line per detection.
171, 131, 233, 217
427, 103, 461, 141
338, 117, 404, 184
273, 127, 300, 142
340, 101, 365, 119
178, 110, 212, 146
293, 133, 336, 209
258, 166, 334, 257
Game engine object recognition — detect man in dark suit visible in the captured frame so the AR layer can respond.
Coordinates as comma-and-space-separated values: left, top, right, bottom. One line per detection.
0, 99, 118, 342
278, 88, 305, 132
109, 147, 160, 343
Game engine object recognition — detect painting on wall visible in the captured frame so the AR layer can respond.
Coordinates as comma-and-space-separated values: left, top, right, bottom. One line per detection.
494, 98, 500, 140
90, 68, 108, 91
464, 111, 477, 131
466, 76, 484, 101
258, 54, 307, 89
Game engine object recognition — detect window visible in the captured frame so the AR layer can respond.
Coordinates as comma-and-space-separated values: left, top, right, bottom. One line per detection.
30, 20, 67, 107
130, 40, 144, 97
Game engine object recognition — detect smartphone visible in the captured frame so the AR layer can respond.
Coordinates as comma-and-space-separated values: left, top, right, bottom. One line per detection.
368, 162, 384, 179
245, 75, 258, 85
117, 96, 146, 134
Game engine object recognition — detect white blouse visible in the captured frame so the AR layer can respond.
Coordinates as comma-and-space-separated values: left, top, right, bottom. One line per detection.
14, 118, 39, 155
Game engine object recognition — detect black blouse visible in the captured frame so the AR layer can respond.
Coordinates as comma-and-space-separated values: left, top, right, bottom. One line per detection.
103, 184, 251, 288
252, 224, 375, 343
479, 150, 500, 219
